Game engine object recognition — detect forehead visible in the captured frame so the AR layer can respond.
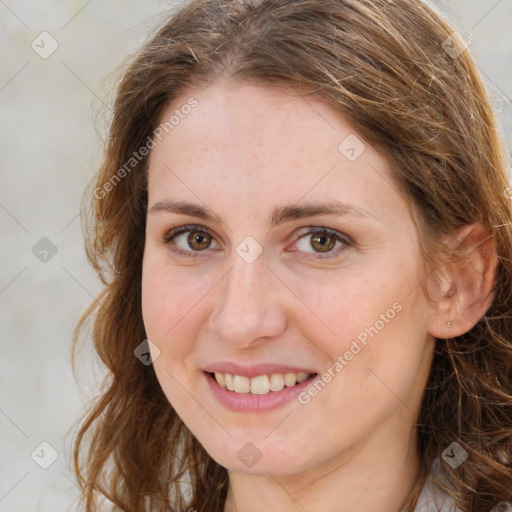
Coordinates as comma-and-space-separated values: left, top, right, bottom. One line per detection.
154, 79, 349, 159
147, 79, 405, 225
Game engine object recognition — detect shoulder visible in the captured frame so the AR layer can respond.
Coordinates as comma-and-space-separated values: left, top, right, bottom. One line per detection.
414, 468, 512, 512
413, 474, 460, 512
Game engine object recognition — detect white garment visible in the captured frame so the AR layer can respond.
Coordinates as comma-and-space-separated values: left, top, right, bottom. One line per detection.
413, 475, 460, 512
413, 474, 512, 512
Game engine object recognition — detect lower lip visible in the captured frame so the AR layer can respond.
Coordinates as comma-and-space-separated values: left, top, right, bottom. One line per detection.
203, 371, 317, 412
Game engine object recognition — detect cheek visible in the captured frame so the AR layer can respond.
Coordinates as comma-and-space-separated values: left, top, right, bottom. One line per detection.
292, 271, 429, 419
287, 254, 424, 376
141, 256, 209, 339
141, 260, 207, 401
288, 269, 397, 346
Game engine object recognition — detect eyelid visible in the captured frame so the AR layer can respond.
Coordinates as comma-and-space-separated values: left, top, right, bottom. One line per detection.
161, 224, 215, 243
160, 223, 353, 259
287, 225, 353, 259
160, 224, 220, 258
291, 225, 353, 245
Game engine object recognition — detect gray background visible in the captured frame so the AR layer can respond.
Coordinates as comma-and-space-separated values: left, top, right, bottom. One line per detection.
1, 1, 511, 510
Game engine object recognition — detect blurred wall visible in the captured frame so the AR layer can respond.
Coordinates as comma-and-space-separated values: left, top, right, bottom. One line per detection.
0, 1, 510, 510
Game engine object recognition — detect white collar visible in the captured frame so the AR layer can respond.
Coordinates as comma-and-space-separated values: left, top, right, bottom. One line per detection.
413, 474, 460, 512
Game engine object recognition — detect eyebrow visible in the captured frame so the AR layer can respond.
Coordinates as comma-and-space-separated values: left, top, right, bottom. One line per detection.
148, 200, 379, 226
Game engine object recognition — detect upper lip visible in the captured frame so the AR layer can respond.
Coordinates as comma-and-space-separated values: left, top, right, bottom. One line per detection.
203, 362, 317, 379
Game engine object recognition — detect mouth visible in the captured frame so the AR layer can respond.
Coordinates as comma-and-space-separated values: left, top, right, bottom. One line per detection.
202, 369, 318, 412
208, 370, 316, 395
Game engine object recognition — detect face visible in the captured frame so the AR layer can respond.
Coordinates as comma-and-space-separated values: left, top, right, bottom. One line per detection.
141, 79, 436, 476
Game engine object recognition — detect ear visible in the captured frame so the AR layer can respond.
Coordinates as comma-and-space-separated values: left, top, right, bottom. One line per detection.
427, 222, 499, 339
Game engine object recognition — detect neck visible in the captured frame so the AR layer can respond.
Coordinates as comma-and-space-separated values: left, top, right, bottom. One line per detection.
223, 416, 421, 512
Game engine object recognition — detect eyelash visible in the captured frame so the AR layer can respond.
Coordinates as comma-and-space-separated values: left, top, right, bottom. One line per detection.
160, 224, 353, 260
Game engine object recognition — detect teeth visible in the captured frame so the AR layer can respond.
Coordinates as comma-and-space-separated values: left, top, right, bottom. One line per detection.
284, 373, 296, 387
250, 375, 270, 395
233, 375, 250, 393
214, 372, 225, 388
224, 373, 234, 391
296, 372, 309, 383
212, 371, 312, 395
270, 373, 284, 391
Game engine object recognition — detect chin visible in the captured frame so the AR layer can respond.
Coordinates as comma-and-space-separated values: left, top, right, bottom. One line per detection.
199, 433, 316, 476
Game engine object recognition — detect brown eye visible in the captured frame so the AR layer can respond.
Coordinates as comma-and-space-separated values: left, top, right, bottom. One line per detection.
310, 233, 336, 252
162, 225, 219, 258
187, 230, 212, 250
292, 227, 351, 259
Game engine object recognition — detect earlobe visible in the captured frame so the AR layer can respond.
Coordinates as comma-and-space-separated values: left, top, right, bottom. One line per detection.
427, 222, 498, 340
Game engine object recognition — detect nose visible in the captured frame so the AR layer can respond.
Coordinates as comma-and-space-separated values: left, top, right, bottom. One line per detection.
207, 251, 288, 349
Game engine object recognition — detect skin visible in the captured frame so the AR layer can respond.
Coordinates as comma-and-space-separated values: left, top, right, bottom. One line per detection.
141, 79, 496, 512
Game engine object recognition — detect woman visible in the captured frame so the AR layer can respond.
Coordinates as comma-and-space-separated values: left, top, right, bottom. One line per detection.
72, 0, 512, 510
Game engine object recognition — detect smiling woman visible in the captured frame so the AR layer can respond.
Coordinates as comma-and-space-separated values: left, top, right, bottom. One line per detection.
72, 1, 512, 511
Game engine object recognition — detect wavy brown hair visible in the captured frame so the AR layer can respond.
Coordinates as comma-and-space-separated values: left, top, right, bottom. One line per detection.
72, 0, 512, 510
